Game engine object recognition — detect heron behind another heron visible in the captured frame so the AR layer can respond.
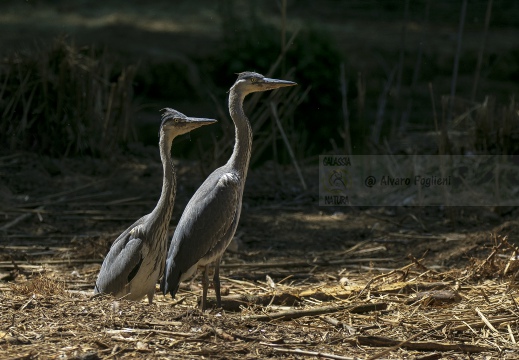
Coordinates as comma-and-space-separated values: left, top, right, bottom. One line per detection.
94, 109, 217, 304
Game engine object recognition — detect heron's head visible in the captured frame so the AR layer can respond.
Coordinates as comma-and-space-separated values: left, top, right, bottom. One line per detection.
160, 108, 217, 137
231, 72, 297, 96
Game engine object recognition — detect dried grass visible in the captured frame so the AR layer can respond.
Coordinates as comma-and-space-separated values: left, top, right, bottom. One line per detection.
1, 234, 519, 359
0, 37, 136, 157
8, 273, 67, 297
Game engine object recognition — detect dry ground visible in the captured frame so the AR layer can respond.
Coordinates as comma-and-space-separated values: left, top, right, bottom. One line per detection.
2, 2, 519, 358
2, 153, 519, 359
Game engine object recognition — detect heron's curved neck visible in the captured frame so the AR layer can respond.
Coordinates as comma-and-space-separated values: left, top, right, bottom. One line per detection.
228, 88, 252, 177
150, 131, 176, 227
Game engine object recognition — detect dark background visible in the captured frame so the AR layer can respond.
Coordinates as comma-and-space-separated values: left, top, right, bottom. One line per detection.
1, 0, 518, 163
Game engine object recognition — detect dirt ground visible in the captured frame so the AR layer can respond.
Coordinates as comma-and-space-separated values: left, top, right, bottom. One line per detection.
2, 152, 519, 359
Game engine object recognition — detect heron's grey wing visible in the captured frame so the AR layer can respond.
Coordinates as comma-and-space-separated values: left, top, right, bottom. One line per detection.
161, 172, 240, 296
95, 225, 148, 296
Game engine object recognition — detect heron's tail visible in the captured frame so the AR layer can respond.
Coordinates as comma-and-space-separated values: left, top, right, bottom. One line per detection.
160, 258, 180, 298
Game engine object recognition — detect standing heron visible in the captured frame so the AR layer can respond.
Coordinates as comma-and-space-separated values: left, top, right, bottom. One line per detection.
161, 72, 296, 309
94, 109, 217, 304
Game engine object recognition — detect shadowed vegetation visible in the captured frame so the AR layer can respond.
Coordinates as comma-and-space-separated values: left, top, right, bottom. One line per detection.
0, 38, 136, 157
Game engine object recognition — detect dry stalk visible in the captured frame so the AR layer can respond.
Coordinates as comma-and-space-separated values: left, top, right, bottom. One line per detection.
269, 102, 307, 190
339, 62, 352, 155
245, 302, 387, 321
447, 0, 468, 122
471, 0, 493, 101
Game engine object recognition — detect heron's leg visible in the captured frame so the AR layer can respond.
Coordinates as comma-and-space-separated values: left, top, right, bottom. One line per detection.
201, 265, 209, 310
147, 290, 154, 305
213, 259, 222, 308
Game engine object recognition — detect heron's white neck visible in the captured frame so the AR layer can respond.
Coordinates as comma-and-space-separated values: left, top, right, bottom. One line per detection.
150, 131, 177, 228
227, 88, 253, 178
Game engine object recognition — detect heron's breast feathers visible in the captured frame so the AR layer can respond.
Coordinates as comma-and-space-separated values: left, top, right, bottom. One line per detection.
217, 172, 240, 188
129, 224, 143, 237
128, 225, 150, 258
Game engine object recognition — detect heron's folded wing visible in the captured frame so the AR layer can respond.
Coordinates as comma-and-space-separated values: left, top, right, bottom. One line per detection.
95, 227, 147, 295
168, 172, 240, 275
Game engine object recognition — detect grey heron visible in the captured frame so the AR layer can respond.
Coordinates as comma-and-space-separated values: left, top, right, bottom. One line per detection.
161, 72, 296, 309
94, 109, 217, 304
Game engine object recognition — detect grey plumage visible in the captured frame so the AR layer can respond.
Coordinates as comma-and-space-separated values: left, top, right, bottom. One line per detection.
94, 109, 217, 303
161, 72, 296, 309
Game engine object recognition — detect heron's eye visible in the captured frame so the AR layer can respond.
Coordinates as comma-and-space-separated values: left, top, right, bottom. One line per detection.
174, 119, 179, 123
250, 78, 257, 83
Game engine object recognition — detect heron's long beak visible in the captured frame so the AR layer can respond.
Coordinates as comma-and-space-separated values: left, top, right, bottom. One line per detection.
263, 78, 297, 89
186, 117, 218, 127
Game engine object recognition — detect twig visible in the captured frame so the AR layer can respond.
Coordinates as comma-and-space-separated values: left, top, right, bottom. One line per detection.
320, 316, 357, 334
355, 335, 492, 353
38, 180, 108, 202
408, 254, 439, 274
461, 236, 507, 280
508, 324, 516, 344
413, 355, 442, 360
474, 307, 499, 334
203, 325, 235, 342
0, 206, 44, 231
380, 231, 447, 241
19, 295, 35, 311
366, 329, 424, 360
142, 319, 183, 327
165, 331, 212, 348
358, 263, 414, 297
104, 329, 192, 337
0, 259, 102, 269
221, 257, 394, 269
405, 290, 461, 306
270, 102, 307, 190
105, 197, 141, 205
203, 293, 299, 312
450, 315, 517, 331
336, 239, 372, 255
260, 343, 357, 360
18, 191, 113, 208
244, 302, 387, 321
